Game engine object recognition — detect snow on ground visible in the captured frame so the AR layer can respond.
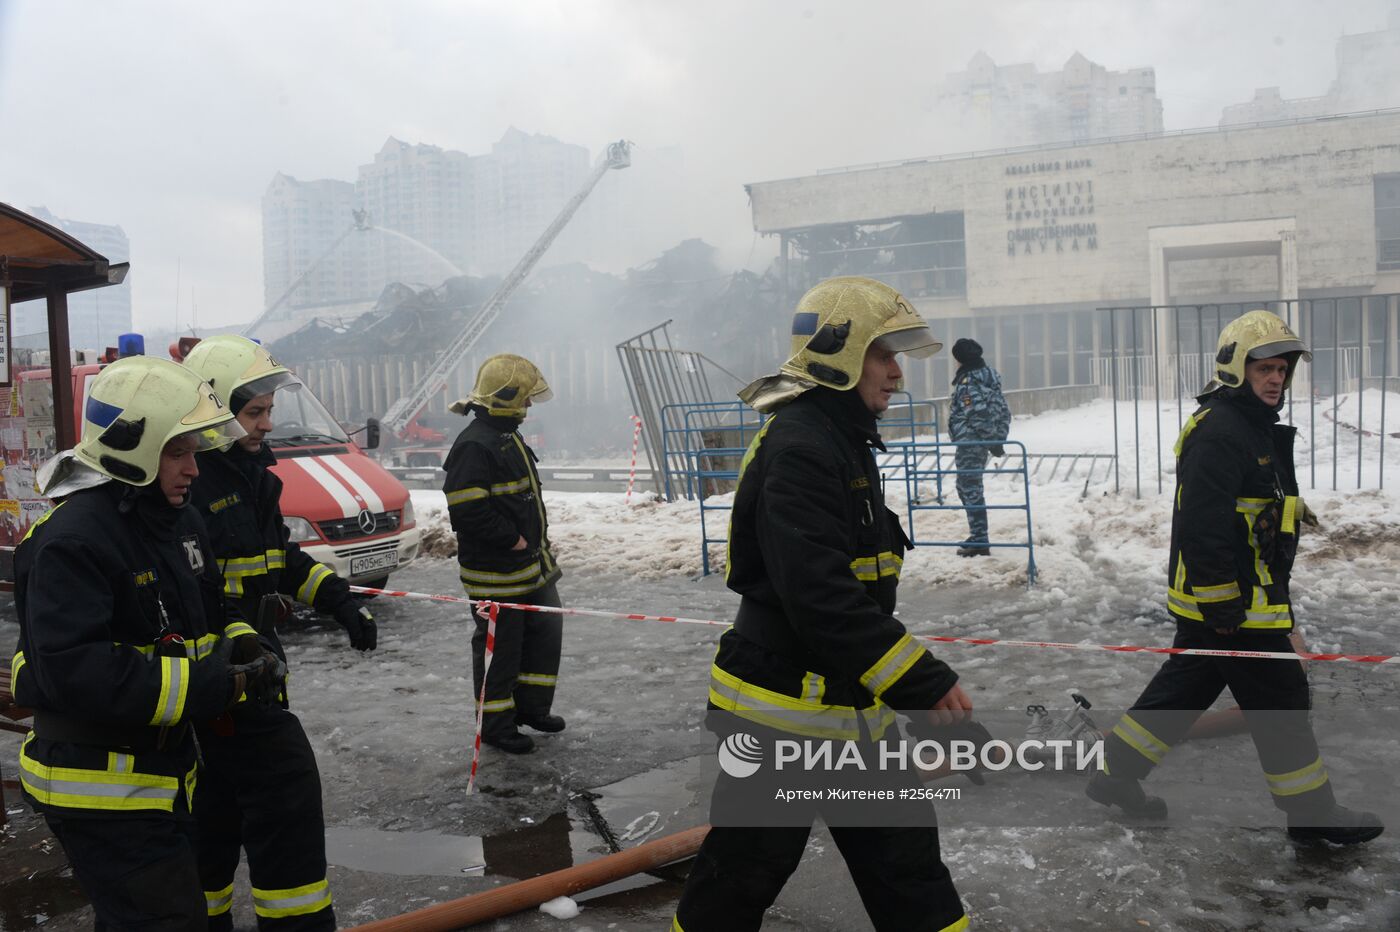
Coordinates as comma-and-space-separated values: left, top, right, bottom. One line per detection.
3, 395, 1399, 930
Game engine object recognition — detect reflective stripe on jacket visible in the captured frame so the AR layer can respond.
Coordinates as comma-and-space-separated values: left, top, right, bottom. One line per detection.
192, 444, 351, 634
1167, 393, 1300, 632
443, 411, 560, 598
717, 389, 957, 737
12, 482, 234, 817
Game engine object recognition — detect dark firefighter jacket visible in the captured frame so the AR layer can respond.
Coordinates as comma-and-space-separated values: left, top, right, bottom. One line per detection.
443, 410, 560, 598
716, 388, 959, 740
1167, 389, 1302, 633
191, 443, 351, 645
9, 481, 235, 818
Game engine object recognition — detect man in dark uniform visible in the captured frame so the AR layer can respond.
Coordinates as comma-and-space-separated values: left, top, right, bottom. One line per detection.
1089, 310, 1383, 845
10, 356, 265, 929
183, 334, 377, 930
672, 276, 973, 932
443, 354, 563, 755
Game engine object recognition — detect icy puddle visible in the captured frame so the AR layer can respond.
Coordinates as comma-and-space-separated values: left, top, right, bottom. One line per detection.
326, 756, 709, 884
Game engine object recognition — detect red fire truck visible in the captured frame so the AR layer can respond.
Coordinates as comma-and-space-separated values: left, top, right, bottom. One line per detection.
13, 344, 420, 588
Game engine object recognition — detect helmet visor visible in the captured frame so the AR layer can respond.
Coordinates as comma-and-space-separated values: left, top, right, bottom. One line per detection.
879, 324, 943, 359
181, 418, 248, 454
236, 370, 303, 404
529, 379, 553, 404
1248, 339, 1312, 363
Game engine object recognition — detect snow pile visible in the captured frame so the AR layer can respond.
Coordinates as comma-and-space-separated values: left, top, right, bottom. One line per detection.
537, 896, 581, 919
411, 396, 1400, 603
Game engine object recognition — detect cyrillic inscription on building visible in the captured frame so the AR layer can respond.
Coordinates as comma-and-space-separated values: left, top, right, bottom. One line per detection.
1004, 159, 1097, 257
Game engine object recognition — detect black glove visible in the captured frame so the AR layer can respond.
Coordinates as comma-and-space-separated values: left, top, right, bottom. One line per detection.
989, 444, 1005, 458
334, 600, 377, 651
1198, 595, 1245, 635
228, 635, 288, 705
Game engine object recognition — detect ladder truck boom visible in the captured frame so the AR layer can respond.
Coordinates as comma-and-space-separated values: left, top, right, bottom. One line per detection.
380, 140, 632, 436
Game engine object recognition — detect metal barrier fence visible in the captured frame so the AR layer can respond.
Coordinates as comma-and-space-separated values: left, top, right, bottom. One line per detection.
665, 395, 1037, 582
886, 439, 1037, 584
1099, 297, 1398, 496
615, 320, 746, 501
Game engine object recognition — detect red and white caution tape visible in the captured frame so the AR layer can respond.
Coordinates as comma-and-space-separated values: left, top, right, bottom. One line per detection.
626, 415, 643, 504
466, 600, 499, 794
349, 586, 1400, 665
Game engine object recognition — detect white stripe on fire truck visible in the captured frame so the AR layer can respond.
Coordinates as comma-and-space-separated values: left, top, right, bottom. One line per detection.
291, 456, 360, 519
321, 455, 385, 514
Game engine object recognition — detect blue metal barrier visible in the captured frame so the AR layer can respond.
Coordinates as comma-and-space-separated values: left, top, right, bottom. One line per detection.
661, 400, 769, 575
888, 439, 1038, 585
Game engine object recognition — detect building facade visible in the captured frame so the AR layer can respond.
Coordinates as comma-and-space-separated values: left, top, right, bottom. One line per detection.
931, 51, 1163, 149
357, 138, 473, 285
746, 110, 1400, 397
12, 206, 131, 352
261, 174, 367, 312
261, 129, 643, 320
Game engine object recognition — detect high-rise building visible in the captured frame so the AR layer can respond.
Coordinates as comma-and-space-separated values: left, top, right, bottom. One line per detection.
12, 206, 131, 351
1221, 11, 1400, 125
356, 138, 473, 284
931, 51, 1164, 149
472, 128, 590, 274
260, 129, 679, 320
261, 173, 367, 312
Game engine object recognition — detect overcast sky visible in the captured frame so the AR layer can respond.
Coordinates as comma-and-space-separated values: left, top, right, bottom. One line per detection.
1, 0, 1393, 334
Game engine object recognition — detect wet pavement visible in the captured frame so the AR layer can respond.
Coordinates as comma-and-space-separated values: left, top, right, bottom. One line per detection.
3, 552, 1399, 929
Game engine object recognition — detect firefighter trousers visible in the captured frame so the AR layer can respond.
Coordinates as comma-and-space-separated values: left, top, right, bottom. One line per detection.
1104, 622, 1336, 816
673, 823, 966, 932
471, 580, 562, 738
194, 706, 334, 931
46, 812, 207, 931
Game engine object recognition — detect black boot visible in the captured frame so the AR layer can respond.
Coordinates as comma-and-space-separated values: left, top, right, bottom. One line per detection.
1086, 773, 1168, 819
1287, 805, 1384, 845
517, 713, 566, 733
484, 731, 536, 754
957, 545, 991, 557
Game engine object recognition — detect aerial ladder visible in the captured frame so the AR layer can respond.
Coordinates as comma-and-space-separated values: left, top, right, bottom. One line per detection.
378, 139, 632, 446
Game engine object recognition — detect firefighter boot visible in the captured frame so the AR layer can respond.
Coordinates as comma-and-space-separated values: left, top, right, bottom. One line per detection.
1086, 773, 1168, 819
484, 731, 536, 754
517, 713, 566, 733
1287, 805, 1384, 845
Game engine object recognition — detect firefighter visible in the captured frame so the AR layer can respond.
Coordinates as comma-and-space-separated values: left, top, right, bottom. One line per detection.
947, 337, 1010, 557
672, 277, 972, 932
1088, 310, 1383, 845
9, 356, 268, 929
183, 334, 376, 930
443, 354, 564, 755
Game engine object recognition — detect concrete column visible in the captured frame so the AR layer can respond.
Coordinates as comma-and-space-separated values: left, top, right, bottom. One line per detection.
1279, 229, 1298, 302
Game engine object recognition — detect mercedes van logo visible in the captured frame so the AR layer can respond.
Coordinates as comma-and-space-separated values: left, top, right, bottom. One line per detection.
357, 509, 377, 534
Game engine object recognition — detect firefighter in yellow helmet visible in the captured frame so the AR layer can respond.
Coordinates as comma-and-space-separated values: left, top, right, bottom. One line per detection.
1090, 310, 1383, 844
442, 354, 563, 754
183, 334, 369, 930
10, 357, 281, 929
673, 277, 973, 931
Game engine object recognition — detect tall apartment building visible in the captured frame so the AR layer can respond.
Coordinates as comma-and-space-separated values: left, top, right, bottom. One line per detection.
931, 51, 1163, 149
12, 206, 131, 351
472, 128, 590, 274
261, 174, 367, 312
357, 138, 473, 283
1221, 12, 1400, 125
